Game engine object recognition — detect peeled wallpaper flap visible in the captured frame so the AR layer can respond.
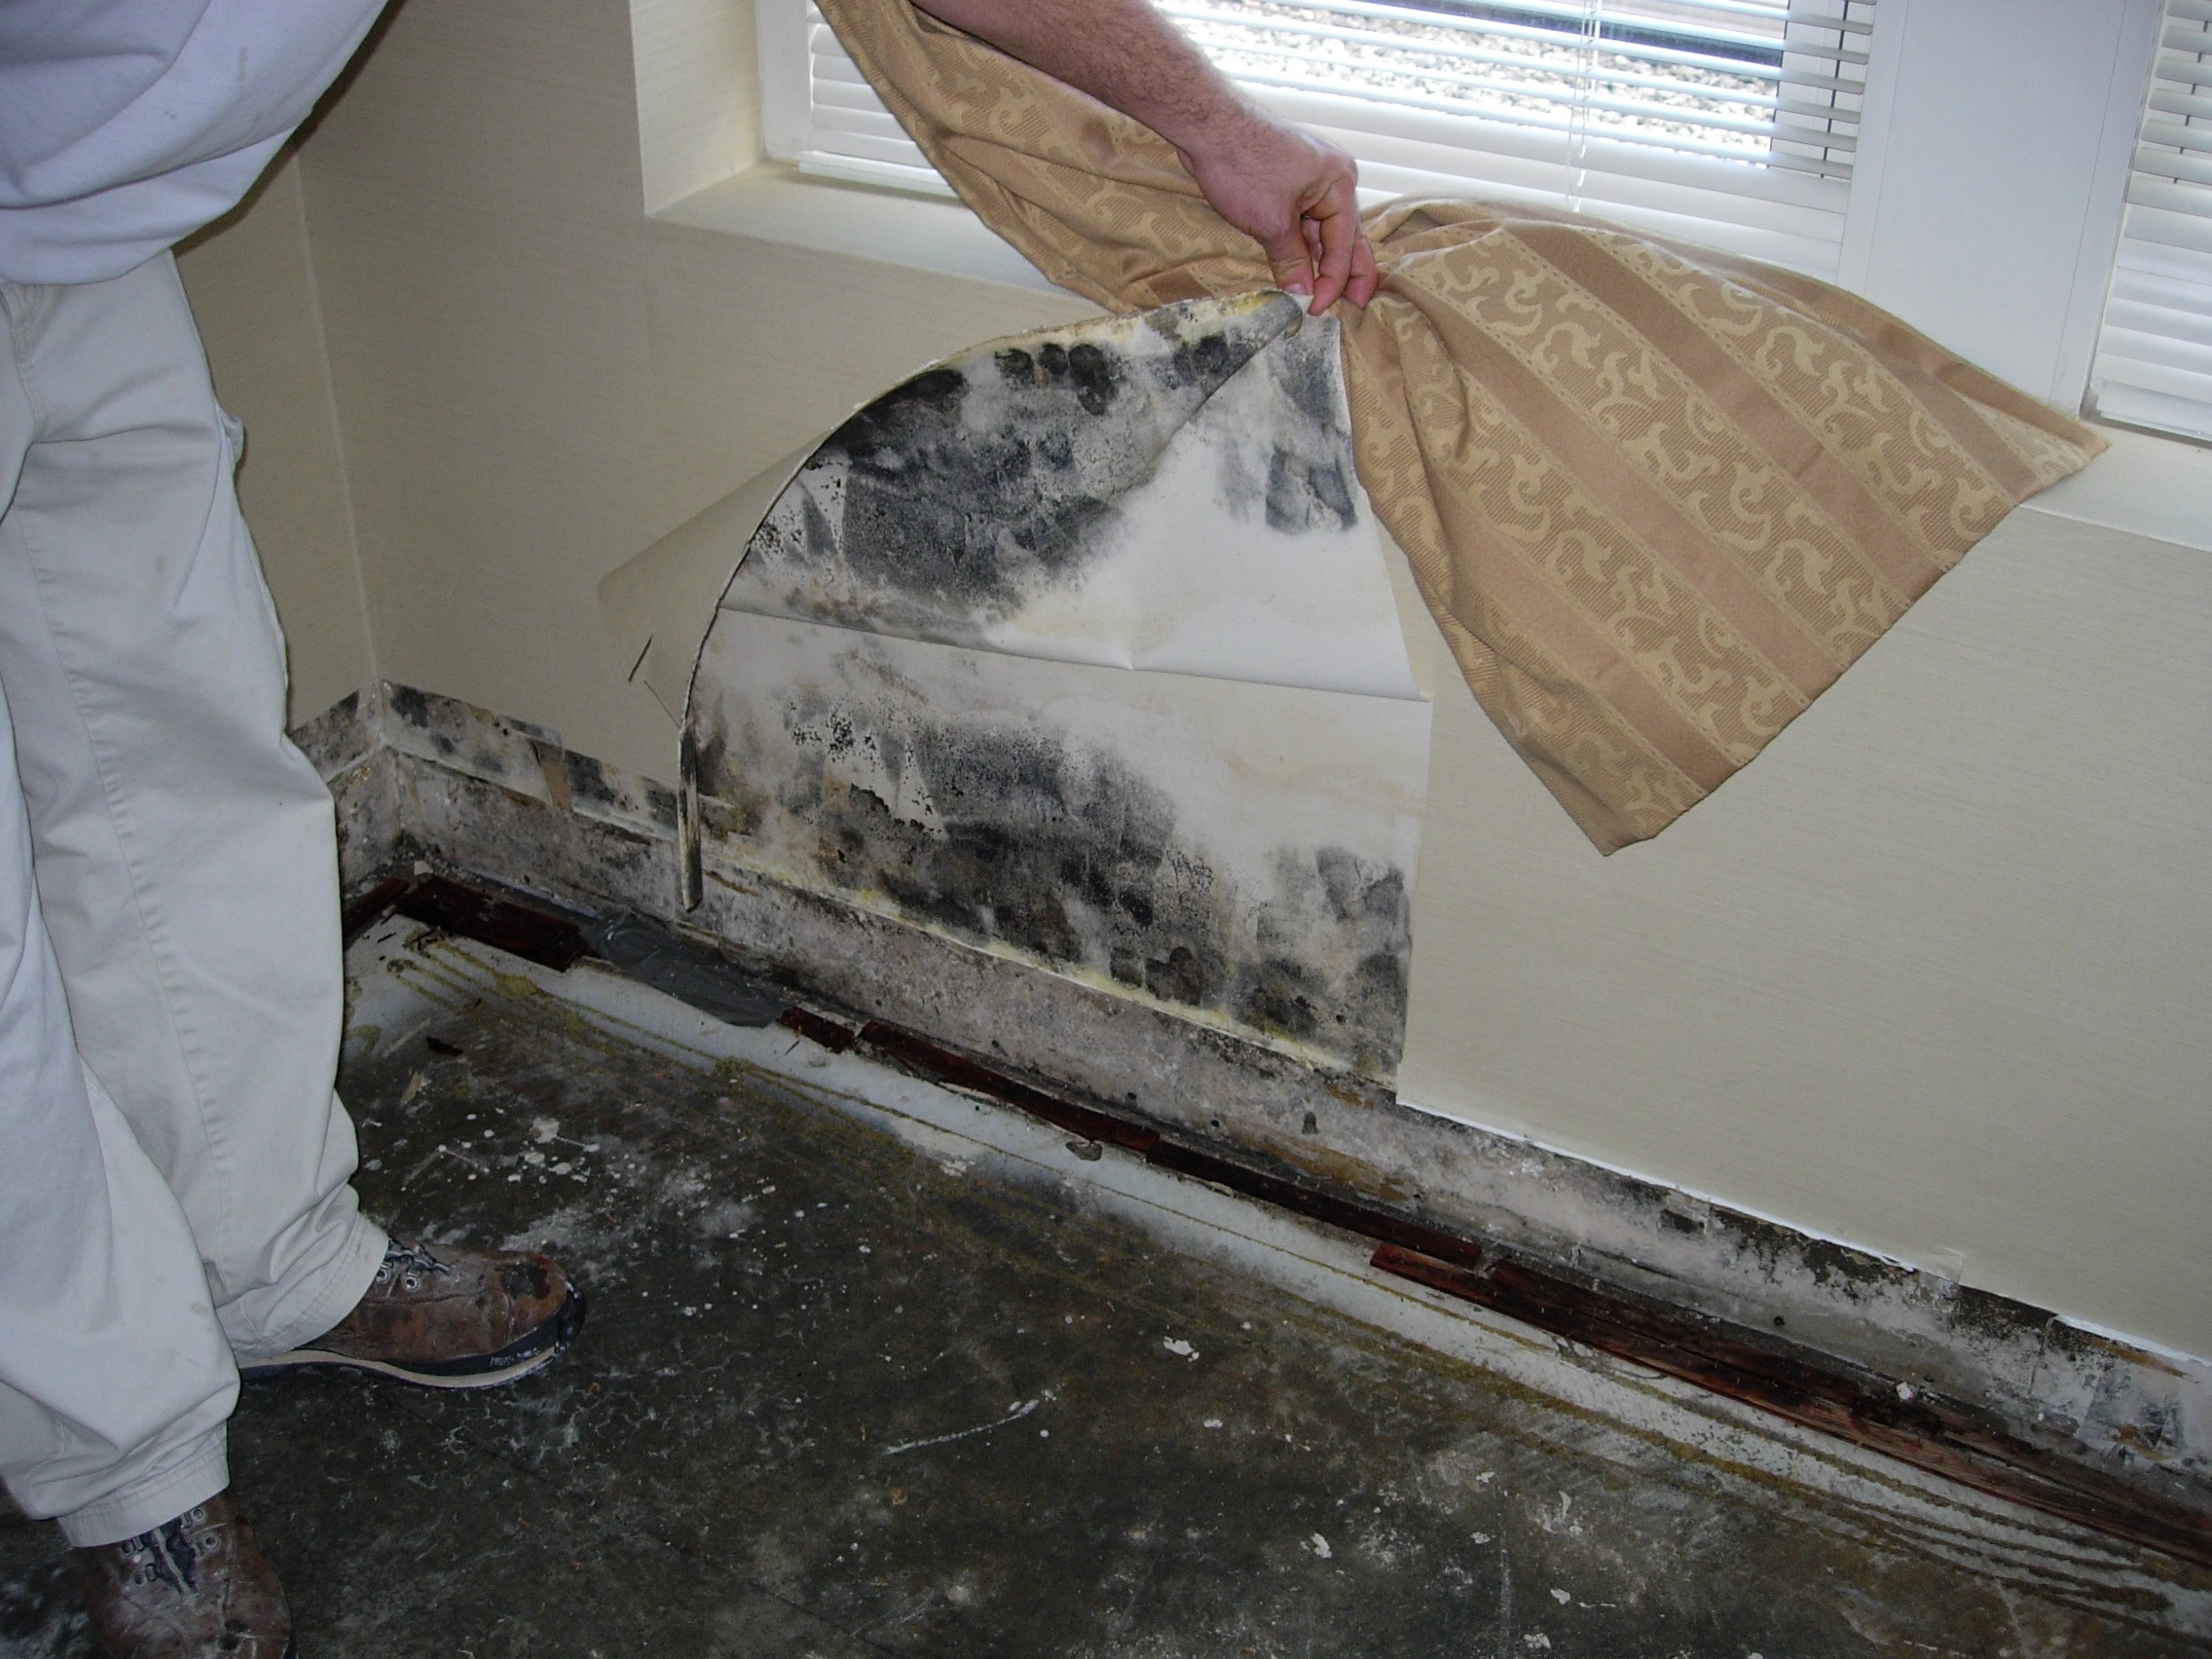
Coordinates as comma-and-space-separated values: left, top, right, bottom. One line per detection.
598, 439, 821, 722
599, 296, 1297, 725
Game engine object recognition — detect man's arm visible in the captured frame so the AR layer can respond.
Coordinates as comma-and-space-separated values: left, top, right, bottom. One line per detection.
908, 0, 1380, 313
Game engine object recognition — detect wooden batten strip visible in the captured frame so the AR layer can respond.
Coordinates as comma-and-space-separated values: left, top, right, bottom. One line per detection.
1370, 1244, 2212, 1571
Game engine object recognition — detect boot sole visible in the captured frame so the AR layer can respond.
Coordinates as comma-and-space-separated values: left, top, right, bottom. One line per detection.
241, 1285, 585, 1390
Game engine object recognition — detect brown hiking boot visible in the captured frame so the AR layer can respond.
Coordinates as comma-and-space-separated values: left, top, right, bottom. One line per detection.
75, 1490, 293, 1659
241, 1236, 584, 1388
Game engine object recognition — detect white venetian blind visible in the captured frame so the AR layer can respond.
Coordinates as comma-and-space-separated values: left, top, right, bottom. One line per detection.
759, 0, 1875, 276
2087, 0, 2212, 443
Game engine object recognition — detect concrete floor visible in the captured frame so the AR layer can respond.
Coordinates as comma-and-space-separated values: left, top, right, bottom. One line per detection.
4, 920, 2209, 1657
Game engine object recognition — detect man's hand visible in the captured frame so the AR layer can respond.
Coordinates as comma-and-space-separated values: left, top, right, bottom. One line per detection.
1171, 105, 1378, 313
910, 0, 1380, 313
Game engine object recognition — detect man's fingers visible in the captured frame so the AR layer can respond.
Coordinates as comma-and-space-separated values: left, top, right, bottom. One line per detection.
1261, 226, 1315, 295
1309, 216, 1351, 313
1345, 223, 1382, 309
1303, 177, 1364, 313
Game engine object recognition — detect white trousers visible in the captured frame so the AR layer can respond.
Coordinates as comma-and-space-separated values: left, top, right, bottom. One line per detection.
0, 254, 385, 1547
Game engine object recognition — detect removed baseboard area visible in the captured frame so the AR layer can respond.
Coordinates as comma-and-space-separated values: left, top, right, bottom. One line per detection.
300, 682, 2212, 1568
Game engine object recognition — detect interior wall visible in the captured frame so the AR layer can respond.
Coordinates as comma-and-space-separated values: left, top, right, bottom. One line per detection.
1396, 499, 2212, 1359
174, 157, 373, 726
290, 0, 1090, 780
630, 0, 762, 210
187, 0, 2212, 1361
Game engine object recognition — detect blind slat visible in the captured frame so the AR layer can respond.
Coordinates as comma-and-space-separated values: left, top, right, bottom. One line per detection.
2142, 117, 2212, 155
2156, 51, 2212, 91
2127, 174, 2212, 223
798, 151, 961, 196
2110, 262, 2212, 313
2120, 201, 2212, 259
2135, 143, 2212, 190
2092, 346, 2212, 401
2151, 84, 2212, 123
2106, 301, 2212, 353
809, 98, 912, 131
2087, 380, 2212, 442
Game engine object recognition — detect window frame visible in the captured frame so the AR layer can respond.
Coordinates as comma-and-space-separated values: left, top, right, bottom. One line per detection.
1834, 0, 2159, 409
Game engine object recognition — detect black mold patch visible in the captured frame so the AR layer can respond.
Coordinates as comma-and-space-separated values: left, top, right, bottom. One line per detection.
564, 751, 618, 810
1268, 315, 1345, 431
722, 295, 1305, 645
389, 683, 434, 728
1216, 321, 1359, 536
1002, 340, 1121, 416
1164, 327, 1238, 392
757, 364, 1124, 618
565, 752, 682, 833
387, 681, 460, 757
692, 691, 1410, 1073
1266, 443, 1357, 535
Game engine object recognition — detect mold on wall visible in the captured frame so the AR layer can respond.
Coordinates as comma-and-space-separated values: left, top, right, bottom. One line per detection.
685, 297, 1432, 1077
723, 293, 1303, 643
307, 680, 2212, 1546
380, 679, 677, 845
715, 296, 1421, 701
689, 622, 1426, 1075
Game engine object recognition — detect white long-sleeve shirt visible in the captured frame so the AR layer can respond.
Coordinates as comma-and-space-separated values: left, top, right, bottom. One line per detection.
0, 0, 387, 284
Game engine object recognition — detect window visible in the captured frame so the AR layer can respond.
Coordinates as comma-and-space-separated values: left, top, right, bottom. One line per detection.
758, 0, 1873, 274
746, 0, 2161, 417
754, 0, 963, 198
2087, 0, 2212, 442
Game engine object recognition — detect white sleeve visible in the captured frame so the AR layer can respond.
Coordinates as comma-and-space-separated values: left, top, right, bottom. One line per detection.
0, 0, 387, 282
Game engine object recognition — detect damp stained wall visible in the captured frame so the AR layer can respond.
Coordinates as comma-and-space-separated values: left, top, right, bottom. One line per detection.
693, 622, 1427, 1074
175, 0, 2212, 1362
687, 298, 1430, 1075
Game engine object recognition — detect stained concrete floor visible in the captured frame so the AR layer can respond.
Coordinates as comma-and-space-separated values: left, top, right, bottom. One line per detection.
4, 921, 2209, 1657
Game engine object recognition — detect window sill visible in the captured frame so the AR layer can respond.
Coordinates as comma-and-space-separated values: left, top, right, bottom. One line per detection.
657, 166, 2209, 558
2024, 426, 2212, 557
653, 160, 1094, 303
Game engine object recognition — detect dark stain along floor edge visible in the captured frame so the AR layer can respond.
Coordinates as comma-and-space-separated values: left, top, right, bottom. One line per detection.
343, 868, 2212, 1574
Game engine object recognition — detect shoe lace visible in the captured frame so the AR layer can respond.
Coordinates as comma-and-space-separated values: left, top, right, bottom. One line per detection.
371, 1237, 457, 1295
116, 1505, 214, 1593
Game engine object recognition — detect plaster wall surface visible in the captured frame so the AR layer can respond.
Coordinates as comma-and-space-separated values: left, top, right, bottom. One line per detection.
1396, 503, 2212, 1359
290, 0, 1093, 786
181, 0, 2212, 1361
